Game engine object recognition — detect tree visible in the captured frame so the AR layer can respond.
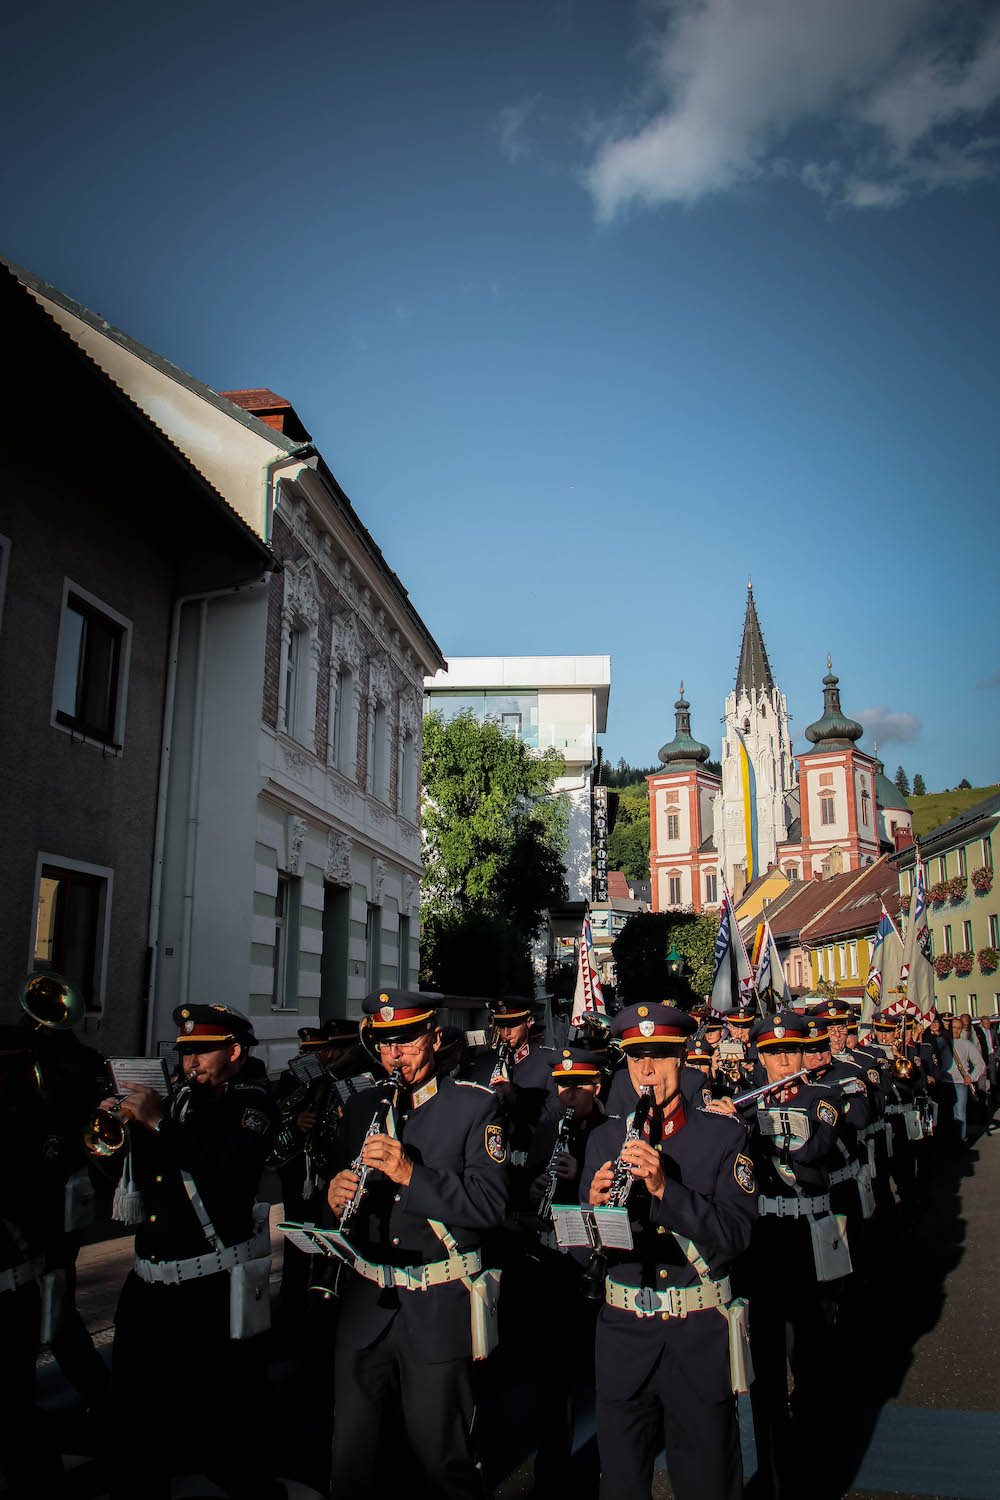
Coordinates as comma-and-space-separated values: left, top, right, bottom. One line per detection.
611, 911, 720, 1007
606, 779, 651, 882
912, 773, 926, 796
420, 711, 567, 994
894, 766, 910, 797
958, 778, 972, 790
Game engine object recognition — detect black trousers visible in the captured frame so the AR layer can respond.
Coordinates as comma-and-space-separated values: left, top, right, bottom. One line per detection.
0, 1283, 65, 1497
331, 1313, 483, 1500
595, 1312, 742, 1500
112, 1270, 275, 1500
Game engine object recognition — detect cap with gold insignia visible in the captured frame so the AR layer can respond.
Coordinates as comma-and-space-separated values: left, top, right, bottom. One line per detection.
172, 1004, 257, 1051
727, 1002, 757, 1026
487, 996, 534, 1025
685, 1039, 714, 1067
749, 1011, 807, 1051
610, 1003, 695, 1053
810, 1000, 853, 1025
803, 1015, 830, 1046
360, 988, 440, 1043
550, 1046, 601, 1084
872, 1011, 899, 1032
298, 1018, 359, 1049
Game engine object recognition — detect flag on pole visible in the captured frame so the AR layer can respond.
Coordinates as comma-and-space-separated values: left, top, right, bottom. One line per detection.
571, 912, 607, 1026
751, 916, 790, 1010
861, 902, 903, 1027
732, 728, 759, 884
710, 882, 759, 1016
901, 848, 935, 1019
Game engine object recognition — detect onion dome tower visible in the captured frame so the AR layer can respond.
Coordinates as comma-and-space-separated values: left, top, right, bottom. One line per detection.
658, 684, 711, 770
803, 657, 864, 751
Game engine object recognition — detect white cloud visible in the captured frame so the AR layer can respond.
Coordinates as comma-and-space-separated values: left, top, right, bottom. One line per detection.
497, 95, 543, 164
857, 705, 922, 743
584, 1, 1000, 218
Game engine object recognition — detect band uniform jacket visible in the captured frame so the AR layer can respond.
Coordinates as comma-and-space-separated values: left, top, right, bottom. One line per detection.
580, 1102, 757, 1402
131, 1071, 278, 1265
332, 1075, 508, 1362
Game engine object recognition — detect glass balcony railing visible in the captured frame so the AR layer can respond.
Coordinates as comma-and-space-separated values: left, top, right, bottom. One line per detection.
537, 723, 595, 761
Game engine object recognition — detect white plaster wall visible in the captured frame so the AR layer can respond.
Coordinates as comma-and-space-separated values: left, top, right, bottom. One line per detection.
805, 762, 850, 841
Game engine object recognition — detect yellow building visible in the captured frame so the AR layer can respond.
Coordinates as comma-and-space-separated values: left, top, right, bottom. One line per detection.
893, 792, 1000, 1017
733, 867, 790, 928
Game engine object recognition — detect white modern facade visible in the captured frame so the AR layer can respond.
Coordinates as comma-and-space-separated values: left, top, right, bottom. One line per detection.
424, 654, 611, 991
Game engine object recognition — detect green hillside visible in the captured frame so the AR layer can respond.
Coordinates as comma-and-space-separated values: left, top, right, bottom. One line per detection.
906, 785, 998, 839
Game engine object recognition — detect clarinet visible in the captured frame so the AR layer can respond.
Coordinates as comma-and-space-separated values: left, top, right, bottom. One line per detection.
581, 1088, 654, 1301
538, 1107, 576, 1222
338, 1068, 404, 1235
491, 1039, 514, 1085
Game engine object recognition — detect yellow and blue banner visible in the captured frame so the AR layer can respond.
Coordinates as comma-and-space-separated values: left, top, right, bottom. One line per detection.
733, 727, 759, 882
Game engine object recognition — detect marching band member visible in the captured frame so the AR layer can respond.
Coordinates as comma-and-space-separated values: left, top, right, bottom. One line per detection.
582, 1003, 756, 1500
469, 996, 557, 1161
326, 990, 508, 1499
108, 1005, 279, 1500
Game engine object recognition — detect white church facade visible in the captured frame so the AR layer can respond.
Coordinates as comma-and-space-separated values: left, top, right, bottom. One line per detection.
648, 585, 912, 913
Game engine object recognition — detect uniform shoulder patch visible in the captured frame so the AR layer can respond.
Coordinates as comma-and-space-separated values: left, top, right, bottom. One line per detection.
702, 1087, 712, 1107
454, 1079, 493, 1094
241, 1108, 270, 1135
734, 1153, 756, 1194
867, 1069, 881, 1086
484, 1123, 507, 1163
816, 1099, 839, 1128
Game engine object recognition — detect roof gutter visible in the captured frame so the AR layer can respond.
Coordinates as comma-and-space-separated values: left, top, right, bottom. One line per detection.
265, 443, 318, 544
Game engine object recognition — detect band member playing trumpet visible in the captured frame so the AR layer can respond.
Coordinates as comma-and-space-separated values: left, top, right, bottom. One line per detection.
107, 1004, 280, 1500
581, 1004, 756, 1500
326, 990, 508, 1500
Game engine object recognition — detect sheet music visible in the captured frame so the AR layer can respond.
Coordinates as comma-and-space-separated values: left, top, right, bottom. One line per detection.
108, 1058, 171, 1096
277, 1224, 324, 1255
290, 1053, 326, 1085
592, 1207, 634, 1250
550, 1206, 596, 1248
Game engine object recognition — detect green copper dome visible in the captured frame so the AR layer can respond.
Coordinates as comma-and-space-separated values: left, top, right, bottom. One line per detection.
872, 754, 909, 812
658, 685, 712, 769
803, 659, 863, 751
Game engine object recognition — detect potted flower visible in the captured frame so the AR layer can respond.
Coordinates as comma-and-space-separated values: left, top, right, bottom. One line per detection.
948, 875, 968, 903
979, 946, 999, 975
972, 866, 994, 895
933, 954, 955, 978
954, 950, 975, 976
929, 882, 949, 906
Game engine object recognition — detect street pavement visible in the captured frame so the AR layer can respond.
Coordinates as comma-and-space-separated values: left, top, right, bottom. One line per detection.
21, 1117, 1000, 1500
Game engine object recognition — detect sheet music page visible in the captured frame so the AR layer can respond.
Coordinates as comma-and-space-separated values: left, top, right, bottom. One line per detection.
593, 1207, 634, 1250
108, 1058, 171, 1095
550, 1206, 594, 1248
277, 1223, 324, 1255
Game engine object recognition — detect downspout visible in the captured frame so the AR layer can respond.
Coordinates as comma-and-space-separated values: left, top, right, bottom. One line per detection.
265, 444, 317, 543
145, 573, 272, 1053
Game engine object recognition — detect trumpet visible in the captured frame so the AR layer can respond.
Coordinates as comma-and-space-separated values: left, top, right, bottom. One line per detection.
83, 1099, 134, 1158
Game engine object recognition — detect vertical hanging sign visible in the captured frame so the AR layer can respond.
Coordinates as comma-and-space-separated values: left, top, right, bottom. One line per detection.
593, 784, 609, 901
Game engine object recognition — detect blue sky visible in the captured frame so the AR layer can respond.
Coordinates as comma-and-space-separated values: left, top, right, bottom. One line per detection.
5, 0, 1000, 791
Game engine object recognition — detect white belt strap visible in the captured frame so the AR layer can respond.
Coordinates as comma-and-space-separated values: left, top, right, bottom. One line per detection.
606, 1275, 731, 1318
758, 1193, 831, 1218
347, 1247, 482, 1292
180, 1171, 220, 1251
134, 1235, 264, 1286
0, 1256, 45, 1294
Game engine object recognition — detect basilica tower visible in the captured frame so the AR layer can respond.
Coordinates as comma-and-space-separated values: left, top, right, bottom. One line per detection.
712, 583, 796, 896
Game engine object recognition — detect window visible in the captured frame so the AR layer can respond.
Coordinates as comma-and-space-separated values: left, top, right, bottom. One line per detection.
944, 924, 953, 954
939, 854, 948, 882
990, 914, 1000, 948
705, 872, 718, 904
366, 904, 382, 984
958, 846, 967, 877
963, 920, 973, 951
272, 874, 300, 1010
53, 585, 130, 746
983, 839, 994, 872
331, 666, 354, 770
821, 797, 835, 826
398, 913, 411, 987
399, 731, 417, 820
946, 995, 957, 1014
33, 859, 111, 1013
668, 876, 682, 905
849, 940, 858, 977
969, 995, 978, 1017
817, 949, 825, 980
860, 787, 871, 825
838, 943, 847, 976
320, 882, 350, 1016
501, 712, 521, 738
667, 814, 680, 840
283, 627, 306, 741
371, 702, 389, 801
787, 865, 799, 881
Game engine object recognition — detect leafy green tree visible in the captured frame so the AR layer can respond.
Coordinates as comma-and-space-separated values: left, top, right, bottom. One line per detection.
420, 711, 567, 993
912, 773, 926, 796
958, 778, 972, 790
608, 819, 650, 882
894, 766, 910, 797
611, 911, 720, 1007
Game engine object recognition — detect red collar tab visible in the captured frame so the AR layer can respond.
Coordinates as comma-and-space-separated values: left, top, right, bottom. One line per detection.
513, 1042, 530, 1065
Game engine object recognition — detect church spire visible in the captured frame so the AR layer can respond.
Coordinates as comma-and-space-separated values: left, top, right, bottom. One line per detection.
735, 581, 774, 698
658, 684, 711, 769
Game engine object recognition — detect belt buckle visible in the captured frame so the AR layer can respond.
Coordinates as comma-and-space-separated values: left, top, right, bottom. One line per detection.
379, 1264, 395, 1290
632, 1286, 659, 1318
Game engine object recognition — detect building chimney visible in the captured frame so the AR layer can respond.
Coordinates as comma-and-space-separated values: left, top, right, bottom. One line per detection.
894, 828, 914, 853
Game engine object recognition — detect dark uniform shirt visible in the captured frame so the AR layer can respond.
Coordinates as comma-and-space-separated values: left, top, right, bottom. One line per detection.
131, 1071, 278, 1262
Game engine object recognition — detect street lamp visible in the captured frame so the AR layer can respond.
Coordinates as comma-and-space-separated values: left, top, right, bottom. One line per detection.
666, 943, 684, 980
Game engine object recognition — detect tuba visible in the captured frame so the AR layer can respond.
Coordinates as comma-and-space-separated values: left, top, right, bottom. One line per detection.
19, 971, 85, 1031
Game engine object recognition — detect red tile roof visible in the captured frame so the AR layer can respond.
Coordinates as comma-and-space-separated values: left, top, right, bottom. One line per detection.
757, 870, 860, 941
607, 871, 631, 900
801, 856, 905, 943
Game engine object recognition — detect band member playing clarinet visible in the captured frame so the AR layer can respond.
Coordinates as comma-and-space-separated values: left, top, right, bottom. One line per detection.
581, 1004, 757, 1500
326, 991, 508, 1499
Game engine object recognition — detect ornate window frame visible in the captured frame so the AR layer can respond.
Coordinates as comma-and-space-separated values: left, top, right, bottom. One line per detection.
277, 561, 321, 751
396, 688, 421, 822
328, 611, 362, 780
366, 652, 392, 802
